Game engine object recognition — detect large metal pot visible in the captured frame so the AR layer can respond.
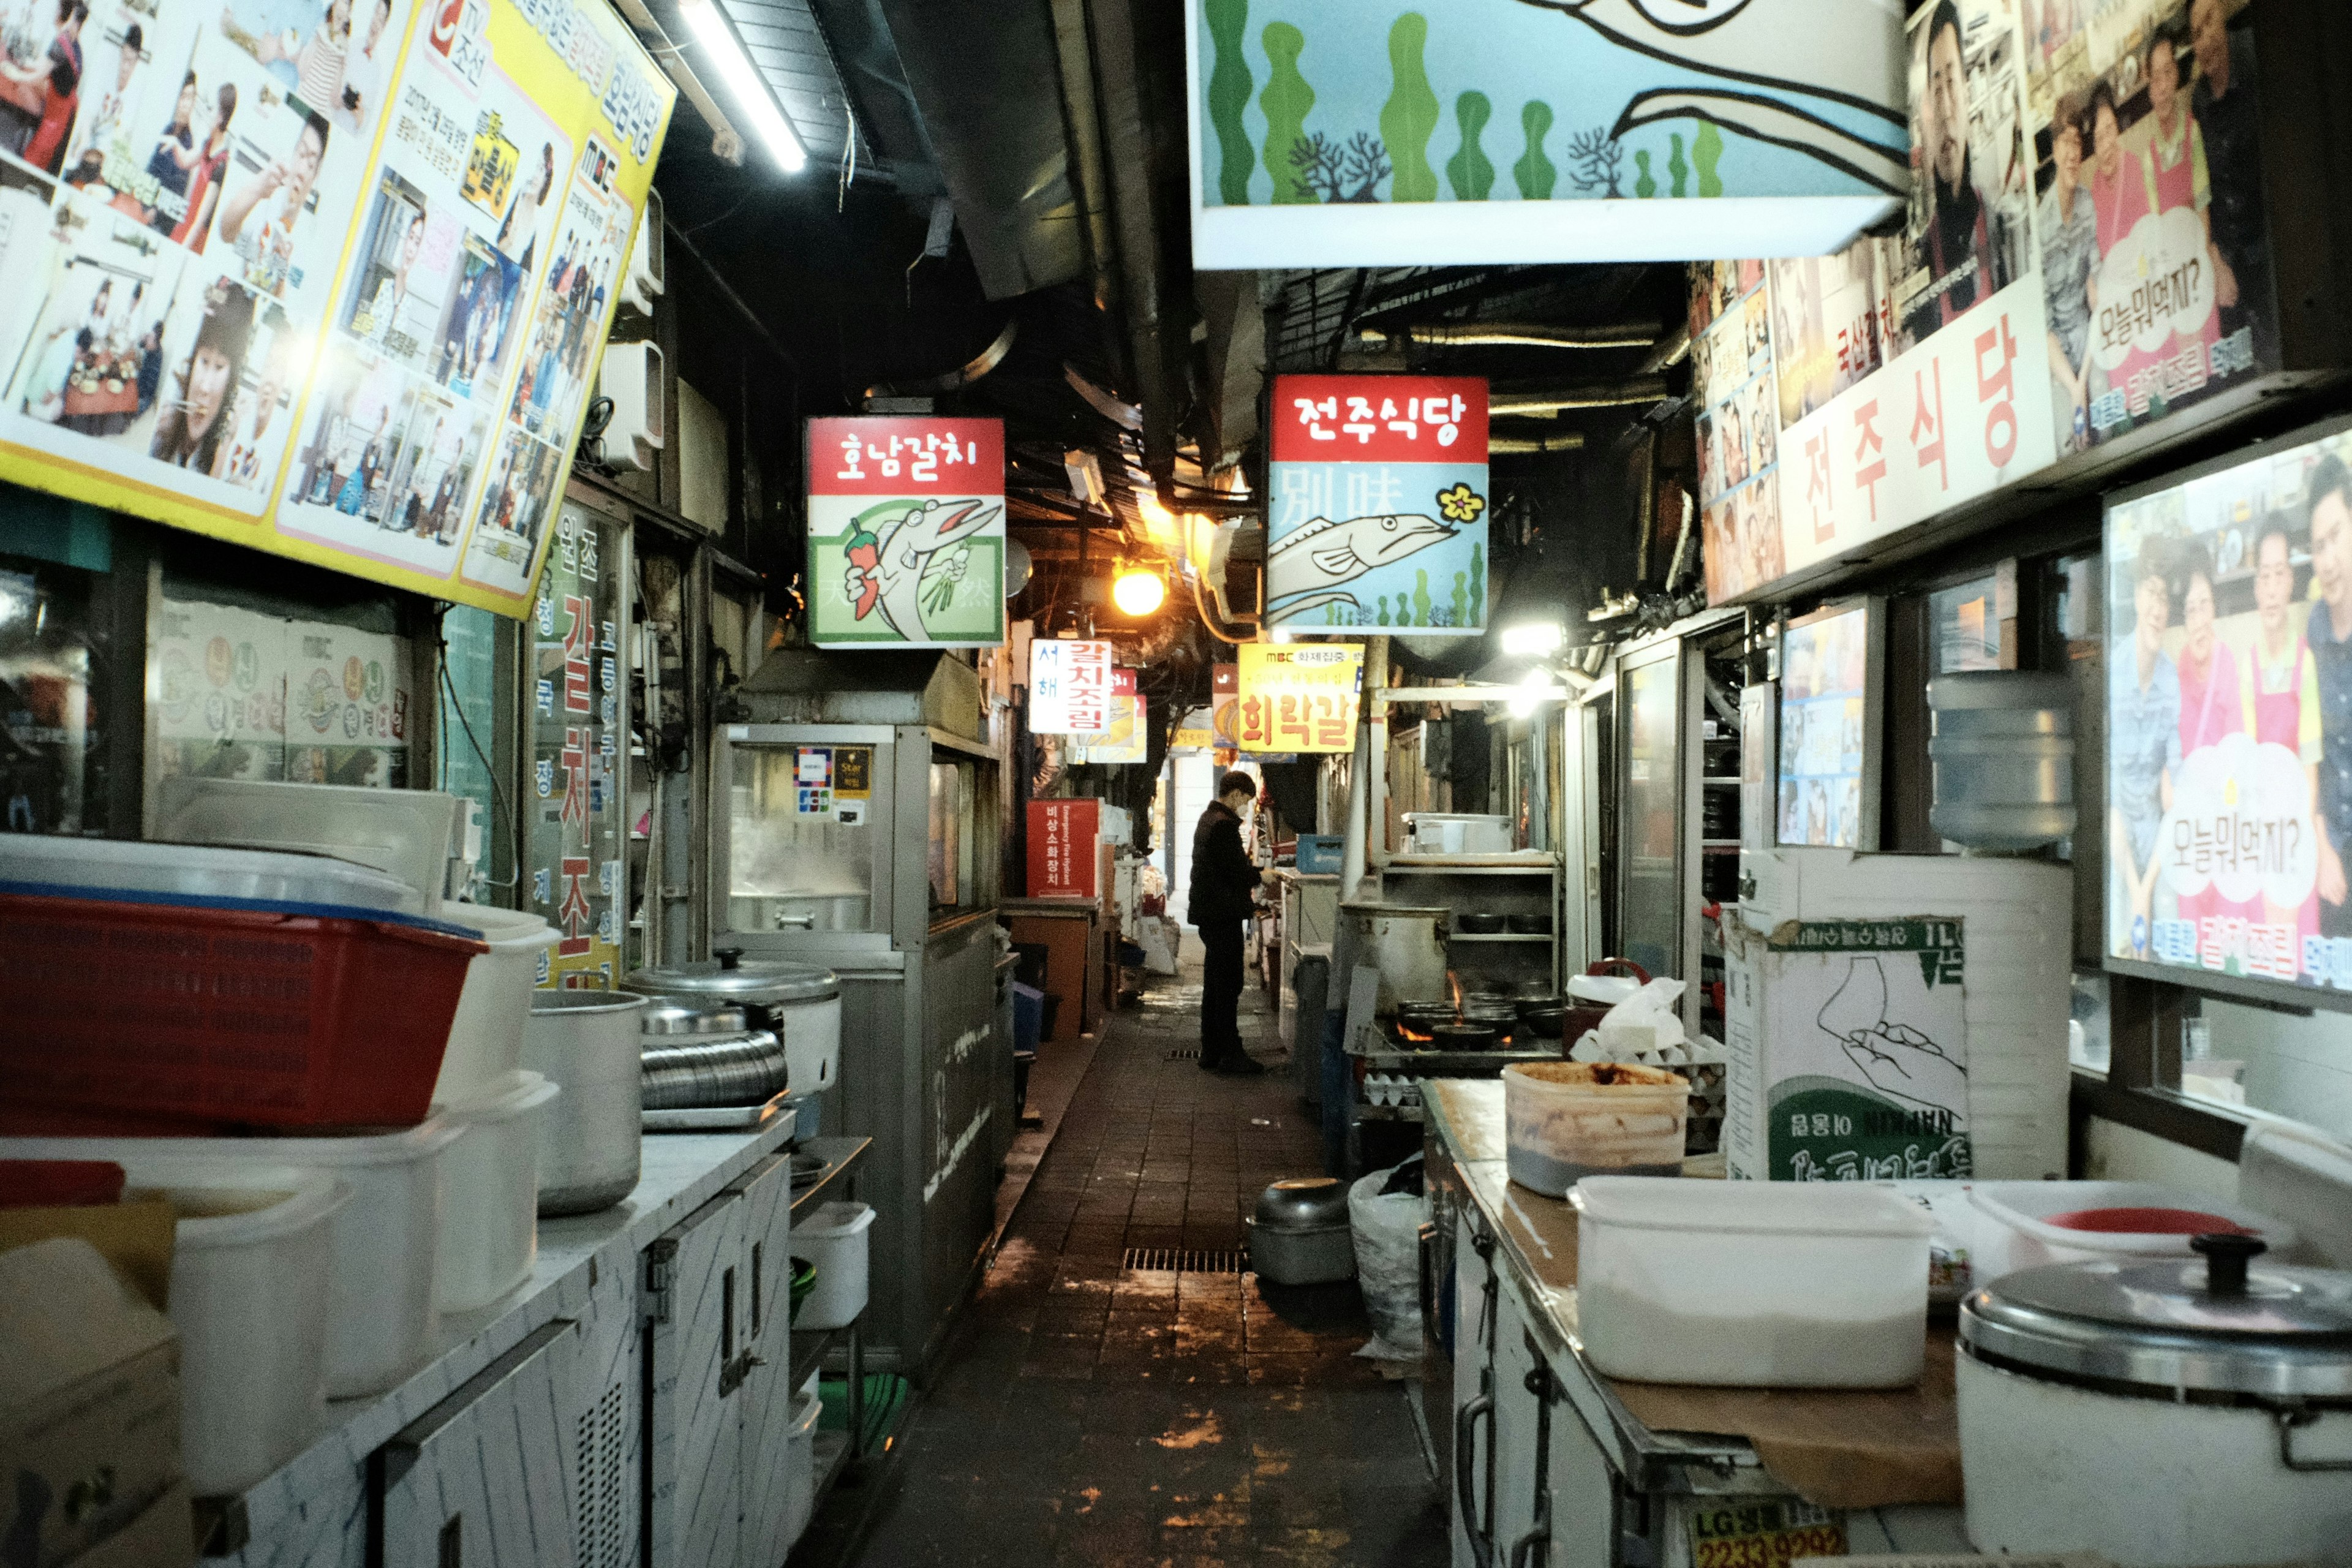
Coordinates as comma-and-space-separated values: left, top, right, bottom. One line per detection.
627, 948, 843, 1100
1958, 1235, 2352, 1566
1248, 1177, 1355, 1285
1338, 903, 1450, 1015
521, 990, 648, 1215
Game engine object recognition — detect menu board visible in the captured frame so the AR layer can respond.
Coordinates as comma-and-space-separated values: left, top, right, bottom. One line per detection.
527, 500, 622, 987
0, 0, 672, 618
1776, 602, 1877, 850
2105, 417, 2352, 998
1232, 642, 1362, 755
1267, 374, 1487, 635
804, 415, 1006, 648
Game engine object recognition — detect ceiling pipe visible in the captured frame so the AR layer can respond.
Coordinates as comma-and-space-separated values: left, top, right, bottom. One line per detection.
1359, 323, 1658, 350
1636, 324, 1694, 373
860, 317, 1019, 404
1490, 432, 1588, 456
1490, 377, 1672, 416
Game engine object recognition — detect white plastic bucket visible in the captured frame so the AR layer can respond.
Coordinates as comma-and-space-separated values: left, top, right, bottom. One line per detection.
775, 993, 843, 1099
783, 1382, 823, 1546
1967, 1180, 2299, 1282
2, 1117, 462, 1398
793, 1200, 873, 1329
434, 908, 561, 1106
435, 1071, 560, 1313
148, 1170, 349, 1495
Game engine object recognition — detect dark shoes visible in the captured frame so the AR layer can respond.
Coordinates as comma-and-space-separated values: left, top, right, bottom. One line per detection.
1201, 1053, 1269, 1076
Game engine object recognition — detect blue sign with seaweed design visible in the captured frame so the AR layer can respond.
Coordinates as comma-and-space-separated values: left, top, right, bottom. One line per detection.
1188, 0, 1909, 266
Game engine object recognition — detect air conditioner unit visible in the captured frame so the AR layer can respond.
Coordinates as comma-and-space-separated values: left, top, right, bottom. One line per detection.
621, 187, 665, 314
598, 339, 663, 470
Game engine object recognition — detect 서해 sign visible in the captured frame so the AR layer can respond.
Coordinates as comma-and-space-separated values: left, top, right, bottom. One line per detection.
1028, 638, 1112, 734
805, 416, 1006, 647
1232, 641, 1362, 754
0, 0, 673, 617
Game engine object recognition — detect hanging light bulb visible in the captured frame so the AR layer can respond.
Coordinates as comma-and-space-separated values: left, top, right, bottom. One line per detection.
1111, 567, 1166, 617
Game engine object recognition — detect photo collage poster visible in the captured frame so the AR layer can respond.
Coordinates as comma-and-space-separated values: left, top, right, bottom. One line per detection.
1692, 260, 1784, 605
1777, 606, 1871, 850
0, 0, 671, 619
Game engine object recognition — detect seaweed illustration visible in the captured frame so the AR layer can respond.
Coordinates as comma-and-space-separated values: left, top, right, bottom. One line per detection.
1412, 569, 1431, 627
1376, 595, 1392, 626
1667, 132, 1689, 198
1633, 148, 1655, 198
1260, 22, 1317, 204
1379, 13, 1439, 202
1292, 131, 1391, 203
1513, 100, 1556, 200
1449, 571, 1468, 627
1695, 121, 1725, 197
1468, 545, 1484, 621
1446, 91, 1494, 202
1565, 126, 1624, 198
1205, 0, 1255, 205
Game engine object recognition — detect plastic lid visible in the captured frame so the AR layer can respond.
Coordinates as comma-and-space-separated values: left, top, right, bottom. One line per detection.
1962, 1240, 2352, 1397
627, 947, 838, 1003
1, 835, 423, 913
1570, 1176, 1936, 1238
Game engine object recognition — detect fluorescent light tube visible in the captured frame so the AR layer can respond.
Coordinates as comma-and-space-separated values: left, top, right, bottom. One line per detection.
680, 0, 807, 173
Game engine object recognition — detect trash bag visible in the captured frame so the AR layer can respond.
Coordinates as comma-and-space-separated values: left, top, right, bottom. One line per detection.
1349, 1168, 1428, 1362
1379, 1152, 1425, 1198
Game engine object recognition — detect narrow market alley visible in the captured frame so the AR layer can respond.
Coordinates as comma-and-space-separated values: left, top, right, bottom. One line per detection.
796, 954, 1449, 1567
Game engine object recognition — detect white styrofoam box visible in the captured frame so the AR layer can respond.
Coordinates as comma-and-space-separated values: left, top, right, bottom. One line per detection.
792, 1200, 873, 1330
2237, 1120, 2352, 1267
1570, 1177, 1934, 1387
154, 779, 462, 911
434, 1071, 559, 1312
3, 1119, 463, 1398
0, 832, 420, 913
1732, 847, 2071, 1180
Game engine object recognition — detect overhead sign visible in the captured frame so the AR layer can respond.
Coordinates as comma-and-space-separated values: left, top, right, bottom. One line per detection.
1185, 0, 1905, 268
0, 0, 673, 618
1028, 638, 1112, 734
1267, 374, 1488, 636
1072, 695, 1147, 765
806, 416, 1006, 647
1233, 642, 1362, 754
1211, 660, 1238, 748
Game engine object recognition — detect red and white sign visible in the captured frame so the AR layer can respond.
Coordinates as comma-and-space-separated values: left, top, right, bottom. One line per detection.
1270, 374, 1490, 464
805, 415, 1008, 648
810, 417, 1006, 496
1112, 667, 1137, 696
1028, 798, 1102, 899
1028, 639, 1114, 734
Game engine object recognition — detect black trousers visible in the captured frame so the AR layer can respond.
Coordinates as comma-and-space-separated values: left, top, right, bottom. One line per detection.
1198, 918, 1245, 1063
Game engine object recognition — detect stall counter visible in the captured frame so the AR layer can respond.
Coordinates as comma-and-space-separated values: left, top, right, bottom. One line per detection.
1422, 1077, 1970, 1568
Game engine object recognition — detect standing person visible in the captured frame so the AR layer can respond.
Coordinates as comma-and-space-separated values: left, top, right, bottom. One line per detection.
18, 0, 82, 174
2138, 30, 2228, 358
2173, 554, 2245, 938
2111, 548, 2182, 957
2304, 454, 2352, 942
2239, 524, 2324, 963
1190, 770, 1275, 1075
70, 20, 138, 163
2189, 0, 2271, 367
172, 83, 236, 251
2040, 108, 2097, 451
1904, 1, 2000, 344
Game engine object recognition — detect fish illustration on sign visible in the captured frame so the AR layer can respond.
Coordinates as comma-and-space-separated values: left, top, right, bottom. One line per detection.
1265, 511, 1458, 622
1511, 0, 1909, 193
841, 497, 1002, 642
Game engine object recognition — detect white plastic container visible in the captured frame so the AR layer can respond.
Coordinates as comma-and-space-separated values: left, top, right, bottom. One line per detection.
145, 1169, 349, 1496
2, 1118, 463, 1398
1570, 1175, 1935, 1388
435, 907, 562, 1105
155, 777, 462, 910
435, 1071, 560, 1313
0, 832, 423, 913
793, 1201, 874, 1330
782, 1382, 823, 1546
1405, 812, 1512, 854
1967, 1180, 2298, 1282
775, 992, 842, 1100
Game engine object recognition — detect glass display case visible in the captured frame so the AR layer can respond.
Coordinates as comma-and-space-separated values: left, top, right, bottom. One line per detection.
728, 741, 880, 934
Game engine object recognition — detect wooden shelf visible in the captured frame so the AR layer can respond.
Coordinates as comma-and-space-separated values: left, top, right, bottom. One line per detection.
790, 1136, 869, 1217
1449, 932, 1553, 943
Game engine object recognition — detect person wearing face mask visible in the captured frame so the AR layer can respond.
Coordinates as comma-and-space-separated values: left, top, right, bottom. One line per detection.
1190, 770, 1278, 1076
2111, 548, 2182, 957
1902, 1, 2000, 345
150, 283, 254, 478
2239, 525, 2324, 960
2040, 108, 2097, 451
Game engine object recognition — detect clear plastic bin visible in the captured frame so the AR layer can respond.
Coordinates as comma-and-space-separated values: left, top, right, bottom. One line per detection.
1502, 1062, 1689, 1196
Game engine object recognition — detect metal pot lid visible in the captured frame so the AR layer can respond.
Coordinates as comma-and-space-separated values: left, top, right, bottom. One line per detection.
1254, 1176, 1350, 1231
639, 1000, 750, 1036
625, 946, 838, 1004
1961, 1237, 2352, 1398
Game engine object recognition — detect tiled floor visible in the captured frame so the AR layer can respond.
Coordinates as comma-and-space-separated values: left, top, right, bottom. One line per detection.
799, 954, 1447, 1567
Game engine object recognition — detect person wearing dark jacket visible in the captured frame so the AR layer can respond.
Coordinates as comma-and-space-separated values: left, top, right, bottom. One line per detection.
1190, 770, 1273, 1074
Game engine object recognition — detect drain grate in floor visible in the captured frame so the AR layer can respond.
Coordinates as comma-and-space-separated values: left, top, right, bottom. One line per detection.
1121, 1247, 1247, 1275
1164, 1046, 1200, 1061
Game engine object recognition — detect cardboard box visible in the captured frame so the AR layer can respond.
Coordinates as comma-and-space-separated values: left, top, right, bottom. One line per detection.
0, 1238, 184, 1568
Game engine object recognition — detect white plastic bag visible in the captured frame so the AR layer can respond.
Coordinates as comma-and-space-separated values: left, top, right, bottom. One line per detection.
1349, 1170, 1428, 1361
1572, 977, 1690, 1065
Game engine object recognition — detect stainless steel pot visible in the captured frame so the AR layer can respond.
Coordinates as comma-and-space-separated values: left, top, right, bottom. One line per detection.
639, 1000, 748, 1036
521, 989, 649, 1215
1255, 1177, 1349, 1231
627, 948, 843, 1101
1248, 1177, 1356, 1285
640, 1031, 790, 1110
1339, 903, 1449, 1015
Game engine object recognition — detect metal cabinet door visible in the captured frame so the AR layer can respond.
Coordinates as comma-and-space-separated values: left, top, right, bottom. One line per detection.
1541, 1349, 1622, 1568
1453, 1210, 1498, 1568
1488, 1288, 1543, 1565
373, 1320, 579, 1568
734, 1154, 801, 1568
644, 1192, 746, 1568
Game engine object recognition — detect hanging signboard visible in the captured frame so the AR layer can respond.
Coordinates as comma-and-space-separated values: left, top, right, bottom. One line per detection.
1072, 695, 1147, 765
1692, 262, 1787, 605
529, 501, 624, 987
1211, 660, 1238, 748
1184, 0, 1906, 268
2104, 415, 2352, 1004
1267, 374, 1488, 635
1233, 641, 1363, 754
1173, 704, 1215, 749
0, 0, 673, 619
1028, 638, 1112, 733
805, 415, 1007, 647
1027, 797, 1101, 899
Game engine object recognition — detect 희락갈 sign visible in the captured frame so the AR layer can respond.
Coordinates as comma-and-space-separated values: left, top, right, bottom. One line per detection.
1232, 641, 1362, 753
1268, 374, 1488, 635
806, 416, 1006, 647
0, 0, 673, 618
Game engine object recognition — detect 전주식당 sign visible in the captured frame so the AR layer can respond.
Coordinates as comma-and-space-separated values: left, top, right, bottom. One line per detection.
807, 416, 1006, 647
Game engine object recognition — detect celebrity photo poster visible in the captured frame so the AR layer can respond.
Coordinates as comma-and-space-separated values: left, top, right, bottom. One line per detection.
1693, 260, 1785, 606
1893, 0, 2034, 355
0, 0, 410, 511
2026, 0, 2275, 454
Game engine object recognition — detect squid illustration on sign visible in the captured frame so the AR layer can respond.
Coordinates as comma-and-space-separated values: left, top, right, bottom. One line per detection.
840, 496, 1002, 641
1512, 0, 1910, 194
1266, 511, 1458, 622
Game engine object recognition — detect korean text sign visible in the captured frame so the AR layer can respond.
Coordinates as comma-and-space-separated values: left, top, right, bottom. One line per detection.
1027, 797, 1100, 899
1267, 375, 1488, 635
806, 415, 1007, 647
2105, 420, 2352, 998
1028, 638, 1113, 734
1233, 643, 1363, 755
0, 0, 673, 618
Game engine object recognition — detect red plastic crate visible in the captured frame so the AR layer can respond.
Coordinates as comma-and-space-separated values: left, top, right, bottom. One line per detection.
0, 892, 485, 1129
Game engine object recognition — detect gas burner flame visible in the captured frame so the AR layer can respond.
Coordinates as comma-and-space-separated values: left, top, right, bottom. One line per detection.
1447, 971, 1464, 1023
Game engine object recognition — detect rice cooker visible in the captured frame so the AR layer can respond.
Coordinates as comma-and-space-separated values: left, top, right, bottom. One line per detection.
626, 948, 841, 1102
1957, 1233, 2352, 1566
